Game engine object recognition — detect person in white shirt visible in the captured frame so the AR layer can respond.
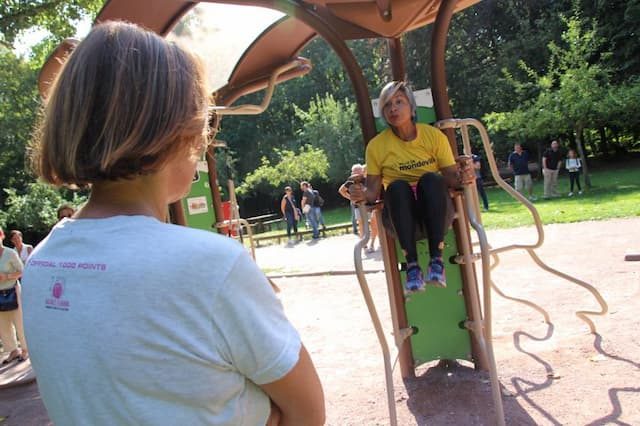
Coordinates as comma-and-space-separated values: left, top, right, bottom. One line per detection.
23, 21, 324, 426
565, 149, 583, 196
9, 230, 33, 263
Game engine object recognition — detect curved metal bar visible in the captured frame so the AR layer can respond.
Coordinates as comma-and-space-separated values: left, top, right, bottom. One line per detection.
435, 118, 544, 254
461, 186, 506, 426
526, 249, 608, 334
440, 117, 606, 336
353, 203, 399, 426
211, 58, 308, 116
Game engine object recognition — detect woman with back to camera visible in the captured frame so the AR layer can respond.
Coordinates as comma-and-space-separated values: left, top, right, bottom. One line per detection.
22, 22, 324, 426
349, 81, 471, 293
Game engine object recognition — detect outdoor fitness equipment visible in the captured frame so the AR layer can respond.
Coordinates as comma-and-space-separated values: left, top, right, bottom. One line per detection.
37, 1, 609, 424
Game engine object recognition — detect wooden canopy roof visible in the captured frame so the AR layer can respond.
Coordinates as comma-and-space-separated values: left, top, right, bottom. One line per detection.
39, 0, 480, 100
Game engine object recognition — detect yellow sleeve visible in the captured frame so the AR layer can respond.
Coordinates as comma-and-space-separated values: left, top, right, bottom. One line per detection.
365, 136, 381, 176
434, 127, 456, 169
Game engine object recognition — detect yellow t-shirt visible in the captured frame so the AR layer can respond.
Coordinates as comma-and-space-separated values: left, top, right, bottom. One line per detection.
366, 123, 456, 188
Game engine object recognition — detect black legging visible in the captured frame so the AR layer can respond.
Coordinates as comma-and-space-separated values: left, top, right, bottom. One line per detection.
384, 173, 448, 263
285, 212, 298, 238
569, 171, 581, 192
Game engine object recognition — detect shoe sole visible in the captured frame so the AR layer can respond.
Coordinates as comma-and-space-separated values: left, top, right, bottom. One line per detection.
404, 285, 426, 296
426, 279, 447, 288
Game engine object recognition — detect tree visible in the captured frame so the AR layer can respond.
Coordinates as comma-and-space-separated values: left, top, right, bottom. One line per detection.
0, 50, 39, 201
0, 0, 103, 49
294, 94, 362, 182
484, 11, 621, 188
1, 182, 86, 236
236, 145, 329, 197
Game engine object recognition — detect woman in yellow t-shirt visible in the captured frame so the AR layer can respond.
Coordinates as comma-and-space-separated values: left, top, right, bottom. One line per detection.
350, 81, 466, 293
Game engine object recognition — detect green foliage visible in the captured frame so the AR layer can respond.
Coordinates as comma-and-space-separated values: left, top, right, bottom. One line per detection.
236, 145, 329, 196
0, 0, 103, 49
484, 12, 614, 139
0, 50, 39, 199
1, 182, 86, 233
294, 94, 362, 182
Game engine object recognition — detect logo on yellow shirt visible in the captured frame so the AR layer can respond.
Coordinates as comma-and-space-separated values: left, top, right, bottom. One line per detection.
398, 157, 436, 171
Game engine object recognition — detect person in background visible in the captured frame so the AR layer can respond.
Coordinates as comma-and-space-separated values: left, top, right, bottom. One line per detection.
565, 149, 583, 196
300, 181, 320, 240
507, 143, 536, 201
310, 184, 326, 230
472, 153, 489, 211
0, 226, 27, 365
22, 22, 324, 426
9, 230, 33, 263
56, 204, 75, 221
281, 186, 300, 245
339, 163, 365, 236
338, 165, 378, 252
348, 81, 473, 293
542, 140, 563, 199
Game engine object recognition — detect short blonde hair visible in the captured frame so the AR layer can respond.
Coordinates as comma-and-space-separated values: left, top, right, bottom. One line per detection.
378, 81, 417, 126
31, 21, 209, 187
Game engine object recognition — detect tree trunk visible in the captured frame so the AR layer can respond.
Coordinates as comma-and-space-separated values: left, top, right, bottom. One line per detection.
598, 127, 609, 157
574, 124, 591, 188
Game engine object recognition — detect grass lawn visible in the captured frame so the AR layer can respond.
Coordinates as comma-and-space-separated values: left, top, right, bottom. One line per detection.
248, 163, 639, 239
481, 163, 640, 229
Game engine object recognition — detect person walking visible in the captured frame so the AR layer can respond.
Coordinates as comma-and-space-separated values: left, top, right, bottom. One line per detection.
507, 143, 536, 201
281, 186, 300, 244
565, 149, 583, 196
300, 181, 320, 240
542, 140, 563, 199
0, 226, 27, 365
310, 185, 326, 230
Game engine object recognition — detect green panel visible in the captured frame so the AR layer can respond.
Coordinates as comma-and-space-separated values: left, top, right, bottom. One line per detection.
397, 232, 472, 365
181, 162, 217, 232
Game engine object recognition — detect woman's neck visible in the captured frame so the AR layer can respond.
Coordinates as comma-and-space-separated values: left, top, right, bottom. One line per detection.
393, 122, 417, 141
78, 176, 169, 221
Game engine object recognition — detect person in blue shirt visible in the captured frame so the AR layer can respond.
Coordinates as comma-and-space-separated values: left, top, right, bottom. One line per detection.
507, 143, 536, 201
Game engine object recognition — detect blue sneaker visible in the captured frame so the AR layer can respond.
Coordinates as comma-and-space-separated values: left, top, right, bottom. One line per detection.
405, 263, 425, 294
427, 257, 447, 288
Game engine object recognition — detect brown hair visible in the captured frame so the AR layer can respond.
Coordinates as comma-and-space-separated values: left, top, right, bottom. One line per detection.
30, 21, 209, 187
9, 230, 22, 239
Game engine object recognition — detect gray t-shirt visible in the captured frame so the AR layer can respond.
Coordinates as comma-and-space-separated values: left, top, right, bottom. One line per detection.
22, 215, 300, 425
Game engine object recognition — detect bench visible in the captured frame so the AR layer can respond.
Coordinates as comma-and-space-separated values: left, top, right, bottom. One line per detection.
252, 222, 354, 247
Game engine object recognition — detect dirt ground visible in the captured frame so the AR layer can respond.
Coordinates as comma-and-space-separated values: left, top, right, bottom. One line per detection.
1, 217, 638, 425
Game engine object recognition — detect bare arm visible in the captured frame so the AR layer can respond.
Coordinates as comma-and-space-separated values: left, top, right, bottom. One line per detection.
347, 174, 381, 204
280, 198, 287, 216
0, 271, 22, 281
442, 156, 474, 189
338, 183, 351, 200
441, 165, 460, 188
260, 345, 325, 426
542, 156, 548, 169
